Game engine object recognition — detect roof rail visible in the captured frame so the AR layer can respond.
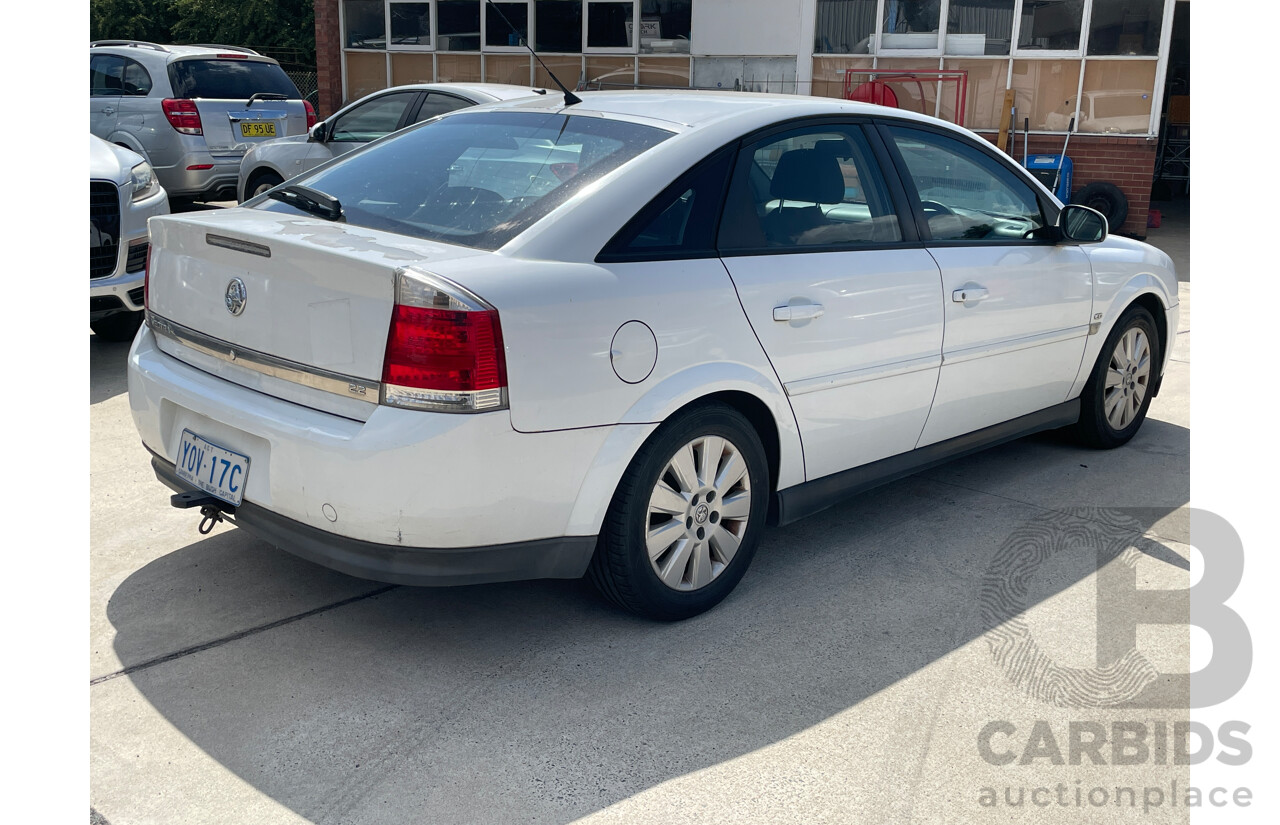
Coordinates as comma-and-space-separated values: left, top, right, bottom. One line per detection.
89, 40, 169, 52
190, 44, 262, 56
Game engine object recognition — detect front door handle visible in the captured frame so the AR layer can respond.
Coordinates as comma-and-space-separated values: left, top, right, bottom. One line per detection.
100, 106, 116, 115
952, 286, 989, 303
774, 303, 825, 322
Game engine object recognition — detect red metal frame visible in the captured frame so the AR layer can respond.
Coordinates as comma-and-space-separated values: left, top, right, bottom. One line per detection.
842, 69, 969, 127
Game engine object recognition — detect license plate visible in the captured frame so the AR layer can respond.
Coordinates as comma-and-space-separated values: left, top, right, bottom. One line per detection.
239, 121, 277, 138
175, 429, 250, 507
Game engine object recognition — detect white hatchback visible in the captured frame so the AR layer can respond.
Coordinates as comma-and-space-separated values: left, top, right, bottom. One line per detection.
129, 91, 1178, 619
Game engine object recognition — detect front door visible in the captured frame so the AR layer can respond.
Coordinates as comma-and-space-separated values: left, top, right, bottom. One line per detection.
717, 122, 945, 481
879, 123, 1094, 447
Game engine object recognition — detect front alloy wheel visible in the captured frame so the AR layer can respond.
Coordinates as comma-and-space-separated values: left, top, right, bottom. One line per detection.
1075, 304, 1160, 448
590, 403, 769, 620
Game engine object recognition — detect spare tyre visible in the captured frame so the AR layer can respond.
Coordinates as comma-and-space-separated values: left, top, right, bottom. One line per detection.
1071, 181, 1129, 230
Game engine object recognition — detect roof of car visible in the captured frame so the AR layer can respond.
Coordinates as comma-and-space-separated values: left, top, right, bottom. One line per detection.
89, 42, 279, 62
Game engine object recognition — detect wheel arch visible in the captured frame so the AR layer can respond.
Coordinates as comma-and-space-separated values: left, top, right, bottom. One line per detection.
1068, 277, 1175, 401
242, 165, 285, 202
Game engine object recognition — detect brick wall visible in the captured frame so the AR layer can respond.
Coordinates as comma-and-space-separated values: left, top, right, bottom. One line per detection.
314, 0, 343, 119
983, 133, 1156, 238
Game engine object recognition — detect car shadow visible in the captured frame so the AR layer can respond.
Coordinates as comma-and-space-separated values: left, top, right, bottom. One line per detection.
89, 335, 134, 405
103, 423, 1190, 824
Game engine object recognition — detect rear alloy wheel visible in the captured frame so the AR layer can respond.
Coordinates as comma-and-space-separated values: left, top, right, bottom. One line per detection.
1075, 305, 1159, 448
90, 311, 143, 343
589, 403, 769, 620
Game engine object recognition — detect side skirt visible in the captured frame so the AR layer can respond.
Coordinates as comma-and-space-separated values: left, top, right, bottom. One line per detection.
771, 399, 1081, 526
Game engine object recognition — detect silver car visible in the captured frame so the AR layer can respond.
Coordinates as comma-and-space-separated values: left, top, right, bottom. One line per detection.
236, 83, 546, 202
90, 41, 313, 202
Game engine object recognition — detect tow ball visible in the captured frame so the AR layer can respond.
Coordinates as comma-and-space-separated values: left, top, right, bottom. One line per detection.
170, 491, 237, 535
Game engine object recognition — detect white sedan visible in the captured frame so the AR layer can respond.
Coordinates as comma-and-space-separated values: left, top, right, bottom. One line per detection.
235, 82, 547, 202
129, 90, 1178, 620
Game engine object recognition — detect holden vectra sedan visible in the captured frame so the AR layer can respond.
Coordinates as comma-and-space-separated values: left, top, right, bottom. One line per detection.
128, 90, 1178, 620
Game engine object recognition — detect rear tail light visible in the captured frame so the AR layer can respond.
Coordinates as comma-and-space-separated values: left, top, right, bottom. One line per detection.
162, 98, 203, 135
303, 100, 317, 130
381, 268, 508, 413
215, 53, 248, 59
143, 245, 153, 310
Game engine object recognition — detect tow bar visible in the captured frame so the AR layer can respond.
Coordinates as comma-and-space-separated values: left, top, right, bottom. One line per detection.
170, 490, 237, 535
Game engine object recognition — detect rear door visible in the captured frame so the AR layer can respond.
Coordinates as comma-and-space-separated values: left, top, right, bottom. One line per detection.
322, 90, 423, 161
878, 122, 1093, 446
89, 54, 123, 137
168, 56, 307, 156
717, 120, 945, 481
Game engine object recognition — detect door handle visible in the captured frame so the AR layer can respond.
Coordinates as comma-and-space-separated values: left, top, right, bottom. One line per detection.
773, 303, 824, 322
952, 287, 989, 303
100, 106, 116, 115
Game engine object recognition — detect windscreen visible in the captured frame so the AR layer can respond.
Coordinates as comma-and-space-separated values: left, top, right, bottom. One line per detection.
168, 59, 301, 99
253, 111, 674, 250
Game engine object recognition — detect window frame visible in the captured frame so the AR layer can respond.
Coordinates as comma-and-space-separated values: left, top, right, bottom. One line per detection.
873, 117, 1061, 247
388, 0, 435, 50
483, 0, 535, 53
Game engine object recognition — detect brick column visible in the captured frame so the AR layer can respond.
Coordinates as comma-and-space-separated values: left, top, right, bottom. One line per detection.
314, 0, 343, 118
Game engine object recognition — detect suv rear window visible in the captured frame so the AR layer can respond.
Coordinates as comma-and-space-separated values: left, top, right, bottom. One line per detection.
167, 59, 300, 99
254, 111, 673, 250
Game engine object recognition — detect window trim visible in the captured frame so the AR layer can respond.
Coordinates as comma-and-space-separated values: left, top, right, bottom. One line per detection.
874, 117, 1061, 246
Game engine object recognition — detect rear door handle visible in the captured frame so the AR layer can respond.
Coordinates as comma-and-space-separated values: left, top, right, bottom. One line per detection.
100, 106, 115, 115
952, 287, 989, 303
773, 303, 825, 322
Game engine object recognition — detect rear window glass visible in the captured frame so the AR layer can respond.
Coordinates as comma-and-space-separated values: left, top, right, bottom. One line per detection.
168, 59, 300, 99
254, 111, 673, 250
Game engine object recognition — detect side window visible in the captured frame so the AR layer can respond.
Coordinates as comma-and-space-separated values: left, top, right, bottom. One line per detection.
411, 92, 473, 124
718, 125, 903, 251
329, 92, 418, 142
886, 125, 1046, 242
90, 55, 125, 96
120, 59, 152, 96
598, 148, 735, 261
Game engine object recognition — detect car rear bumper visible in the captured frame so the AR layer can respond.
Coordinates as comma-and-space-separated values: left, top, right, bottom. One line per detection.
153, 153, 241, 200
150, 451, 597, 586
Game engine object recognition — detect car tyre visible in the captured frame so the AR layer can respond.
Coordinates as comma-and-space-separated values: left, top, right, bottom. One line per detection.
247, 171, 284, 200
1074, 304, 1159, 448
91, 311, 144, 343
1071, 182, 1128, 230
588, 402, 770, 621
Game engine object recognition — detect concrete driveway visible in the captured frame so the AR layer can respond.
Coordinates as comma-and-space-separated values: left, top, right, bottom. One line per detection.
90, 212, 1192, 824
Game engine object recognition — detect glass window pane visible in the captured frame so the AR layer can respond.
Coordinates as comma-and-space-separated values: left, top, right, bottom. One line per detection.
815, 0, 878, 55
331, 91, 417, 141
413, 92, 474, 123
487, 2, 530, 47
390, 3, 432, 46
90, 55, 125, 95
1017, 0, 1084, 51
536, 0, 583, 52
1011, 59, 1081, 130
584, 56, 635, 88
120, 59, 152, 95
638, 56, 691, 88
587, 1, 634, 49
344, 0, 386, 49
882, 0, 942, 50
485, 54, 532, 84
810, 56, 876, 98
391, 52, 435, 85
719, 127, 903, 250
1087, 0, 1163, 56
607, 149, 732, 256
940, 59, 1010, 130
1077, 60, 1157, 134
535, 55, 584, 88
439, 0, 483, 50
344, 51, 389, 101
888, 126, 1045, 241
946, 0, 1013, 55
437, 53, 483, 81
640, 0, 692, 54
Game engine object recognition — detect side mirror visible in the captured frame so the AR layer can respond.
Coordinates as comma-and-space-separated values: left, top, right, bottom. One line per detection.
308, 121, 327, 143
1058, 204, 1108, 244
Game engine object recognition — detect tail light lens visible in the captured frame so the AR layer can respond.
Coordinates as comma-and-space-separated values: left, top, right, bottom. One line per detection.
303, 100, 317, 130
143, 244, 153, 310
162, 98, 203, 135
381, 268, 508, 413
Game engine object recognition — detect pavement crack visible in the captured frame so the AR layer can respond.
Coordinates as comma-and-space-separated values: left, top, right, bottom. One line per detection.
90, 585, 399, 686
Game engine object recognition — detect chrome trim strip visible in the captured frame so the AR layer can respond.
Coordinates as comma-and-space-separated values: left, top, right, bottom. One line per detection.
147, 311, 380, 403
784, 354, 942, 397
942, 325, 1091, 366
206, 234, 271, 258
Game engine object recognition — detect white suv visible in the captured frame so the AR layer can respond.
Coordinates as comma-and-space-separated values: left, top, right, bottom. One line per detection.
90, 135, 168, 341
90, 41, 314, 202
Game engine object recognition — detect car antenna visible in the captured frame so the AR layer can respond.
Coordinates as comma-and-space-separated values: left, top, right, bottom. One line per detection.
484, 0, 582, 106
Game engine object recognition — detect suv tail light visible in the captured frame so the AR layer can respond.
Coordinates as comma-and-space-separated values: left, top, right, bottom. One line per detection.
381, 268, 508, 413
143, 245, 153, 310
162, 99, 203, 135
303, 100, 317, 130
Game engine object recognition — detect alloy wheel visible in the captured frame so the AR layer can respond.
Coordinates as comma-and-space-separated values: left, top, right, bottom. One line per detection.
1104, 327, 1151, 430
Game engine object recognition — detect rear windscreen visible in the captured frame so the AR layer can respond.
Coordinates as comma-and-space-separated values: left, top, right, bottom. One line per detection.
253, 111, 673, 250
168, 59, 300, 99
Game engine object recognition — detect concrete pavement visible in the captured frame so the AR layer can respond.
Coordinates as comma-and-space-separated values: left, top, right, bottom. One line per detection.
90, 209, 1192, 824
